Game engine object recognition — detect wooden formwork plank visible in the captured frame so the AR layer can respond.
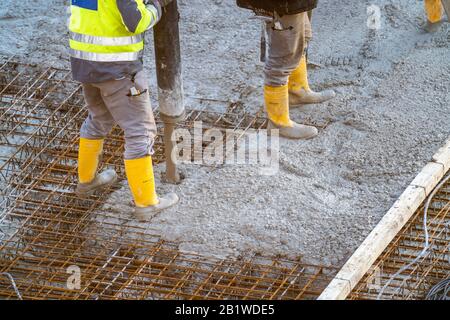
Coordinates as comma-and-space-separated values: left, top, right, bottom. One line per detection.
432, 140, 450, 173
318, 138, 450, 300
411, 162, 445, 194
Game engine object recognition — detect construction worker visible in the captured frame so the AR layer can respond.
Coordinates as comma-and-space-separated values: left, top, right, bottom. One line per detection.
237, 0, 336, 139
69, 0, 179, 220
424, 0, 449, 32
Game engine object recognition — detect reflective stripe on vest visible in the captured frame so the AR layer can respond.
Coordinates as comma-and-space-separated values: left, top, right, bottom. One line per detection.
69, 49, 142, 62
69, 0, 151, 62
70, 31, 143, 46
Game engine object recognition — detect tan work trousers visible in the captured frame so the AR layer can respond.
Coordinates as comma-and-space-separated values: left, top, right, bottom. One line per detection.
265, 11, 312, 86
79, 70, 157, 160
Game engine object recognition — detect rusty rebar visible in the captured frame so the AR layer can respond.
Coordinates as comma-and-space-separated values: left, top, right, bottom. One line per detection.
349, 177, 450, 300
0, 59, 335, 300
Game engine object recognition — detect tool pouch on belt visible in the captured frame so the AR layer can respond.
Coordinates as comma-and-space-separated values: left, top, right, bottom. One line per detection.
236, 0, 318, 16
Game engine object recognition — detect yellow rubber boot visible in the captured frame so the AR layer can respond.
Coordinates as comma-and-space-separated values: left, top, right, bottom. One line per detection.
289, 55, 311, 93
125, 156, 179, 220
76, 138, 117, 196
425, 0, 443, 23
125, 156, 159, 208
264, 84, 292, 127
264, 84, 318, 140
288, 55, 336, 107
78, 138, 104, 184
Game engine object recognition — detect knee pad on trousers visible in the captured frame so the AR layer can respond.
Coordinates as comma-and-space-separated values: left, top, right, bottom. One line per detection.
123, 135, 155, 160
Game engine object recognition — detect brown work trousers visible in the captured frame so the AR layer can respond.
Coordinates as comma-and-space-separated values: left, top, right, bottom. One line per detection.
265, 11, 312, 86
79, 70, 157, 160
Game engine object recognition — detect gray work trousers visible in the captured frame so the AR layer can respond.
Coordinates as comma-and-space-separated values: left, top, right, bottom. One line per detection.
265, 12, 312, 87
80, 70, 157, 160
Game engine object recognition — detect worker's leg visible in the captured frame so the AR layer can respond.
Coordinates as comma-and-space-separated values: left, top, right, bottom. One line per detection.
76, 83, 117, 196
425, 0, 443, 23
265, 12, 307, 87
443, 0, 450, 20
305, 10, 313, 43
98, 71, 178, 219
288, 13, 335, 106
264, 12, 317, 139
424, 0, 445, 32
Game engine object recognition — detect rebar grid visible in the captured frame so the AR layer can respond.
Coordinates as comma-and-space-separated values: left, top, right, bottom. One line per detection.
0, 59, 336, 300
349, 177, 450, 300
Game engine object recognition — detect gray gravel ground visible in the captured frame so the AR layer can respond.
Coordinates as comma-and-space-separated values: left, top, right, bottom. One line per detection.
0, 0, 449, 266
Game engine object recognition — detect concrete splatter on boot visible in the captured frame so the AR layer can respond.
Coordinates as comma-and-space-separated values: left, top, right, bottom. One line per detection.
76, 138, 117, 196
267, 120, 318, 140
264, 84, 318, 140
134, 193, 179, 221
289, 55, 336, 108
125, 156, 179, 221
76, 169, 118, 197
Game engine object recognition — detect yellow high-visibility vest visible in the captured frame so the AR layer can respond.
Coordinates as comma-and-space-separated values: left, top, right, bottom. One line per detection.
69, 0, 158, 62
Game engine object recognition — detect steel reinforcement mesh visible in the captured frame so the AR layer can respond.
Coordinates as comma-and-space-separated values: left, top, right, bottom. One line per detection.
349, 174, 450, 300
0, 58, 337, 300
